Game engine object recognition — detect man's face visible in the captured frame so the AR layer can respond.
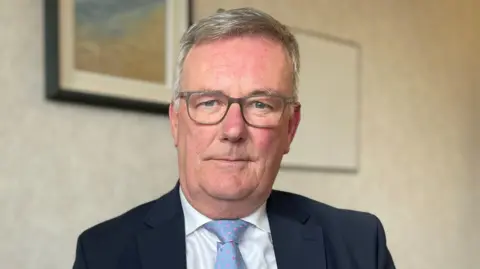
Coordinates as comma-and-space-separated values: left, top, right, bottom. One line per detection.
170, 36, 300, 209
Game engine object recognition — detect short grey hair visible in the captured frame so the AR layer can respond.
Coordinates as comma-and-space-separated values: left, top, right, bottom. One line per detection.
172, 7, 300, 106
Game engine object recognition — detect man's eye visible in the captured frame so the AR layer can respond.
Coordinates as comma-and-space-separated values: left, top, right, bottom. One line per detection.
200, 100, 218, 107
254, 102, 267, 109
250, 101, 274, 110
195, 98, 224, 109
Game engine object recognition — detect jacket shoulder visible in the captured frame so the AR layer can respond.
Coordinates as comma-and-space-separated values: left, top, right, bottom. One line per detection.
73, 198, 157, 269
80, 199, 154, 238
271, 189, 382, 228
270, 189, 390, 264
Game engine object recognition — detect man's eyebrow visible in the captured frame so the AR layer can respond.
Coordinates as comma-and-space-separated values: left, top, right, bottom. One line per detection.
189, 88, 224, 94
198, 88, 221, 93
193, 88, 282, 96
249, 88, 280, 96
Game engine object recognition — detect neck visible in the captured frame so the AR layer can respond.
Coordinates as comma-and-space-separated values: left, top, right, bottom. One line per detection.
179, 184, 268, 220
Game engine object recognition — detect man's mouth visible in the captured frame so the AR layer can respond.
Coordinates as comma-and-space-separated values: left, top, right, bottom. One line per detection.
214, 157, 249, 161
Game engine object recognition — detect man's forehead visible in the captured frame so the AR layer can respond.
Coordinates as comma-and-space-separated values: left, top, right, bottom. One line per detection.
184, 37, 287, 68
181, 88, 288, 97
180, 36, 293, 97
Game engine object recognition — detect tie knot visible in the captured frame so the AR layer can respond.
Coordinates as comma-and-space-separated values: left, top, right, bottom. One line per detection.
204, 219, 250, 243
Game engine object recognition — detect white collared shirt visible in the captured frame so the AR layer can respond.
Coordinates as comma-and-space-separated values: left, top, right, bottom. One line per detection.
179, 188, 278, 269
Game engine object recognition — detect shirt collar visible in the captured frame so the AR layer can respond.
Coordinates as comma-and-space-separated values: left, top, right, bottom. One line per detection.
179, 188, 211, 236
179, 187, 271, 236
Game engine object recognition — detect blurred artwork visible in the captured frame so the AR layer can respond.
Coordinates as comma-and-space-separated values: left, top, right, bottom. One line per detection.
74, 0, 166, 84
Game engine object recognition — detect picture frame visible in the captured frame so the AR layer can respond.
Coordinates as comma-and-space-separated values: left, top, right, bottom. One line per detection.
280, 27, 361, 172
44, 0, 193, 114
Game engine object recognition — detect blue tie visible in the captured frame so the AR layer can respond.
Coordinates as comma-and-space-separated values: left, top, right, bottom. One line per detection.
204, 219, 250, 269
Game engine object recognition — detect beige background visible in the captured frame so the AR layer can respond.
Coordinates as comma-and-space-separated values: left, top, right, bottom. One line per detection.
473, 3, 479, 262
0, 0, 478, 268
281, 29, 360, 171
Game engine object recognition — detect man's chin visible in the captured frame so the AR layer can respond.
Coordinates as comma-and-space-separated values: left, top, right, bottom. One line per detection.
205, 186, 253, 202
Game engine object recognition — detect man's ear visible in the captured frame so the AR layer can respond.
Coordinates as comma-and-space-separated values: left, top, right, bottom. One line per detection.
284, 104, 301, 154
169, 102, 179, 147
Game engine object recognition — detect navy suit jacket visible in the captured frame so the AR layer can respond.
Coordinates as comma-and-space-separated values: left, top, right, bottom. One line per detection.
72, 183, 396, 269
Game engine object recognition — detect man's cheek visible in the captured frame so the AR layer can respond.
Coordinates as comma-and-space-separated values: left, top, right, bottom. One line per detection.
254, 131, 278, 149
189, 130, 213, 156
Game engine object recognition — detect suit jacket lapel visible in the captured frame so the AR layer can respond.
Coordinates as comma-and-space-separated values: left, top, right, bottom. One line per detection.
267, 192, 327, 269
137, 182, 187, 269
132, 184, 327, 269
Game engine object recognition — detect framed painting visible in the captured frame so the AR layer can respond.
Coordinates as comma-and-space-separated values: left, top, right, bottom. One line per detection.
280, 27, 361, 172
44, 0, 192, 114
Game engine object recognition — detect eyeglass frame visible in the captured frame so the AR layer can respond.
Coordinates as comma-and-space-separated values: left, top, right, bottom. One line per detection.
175, 90, 300, 128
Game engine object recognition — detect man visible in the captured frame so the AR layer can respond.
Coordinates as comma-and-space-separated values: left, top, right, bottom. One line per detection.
73, 7, 395, 269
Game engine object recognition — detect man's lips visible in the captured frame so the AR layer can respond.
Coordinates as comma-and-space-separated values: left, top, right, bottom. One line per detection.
210, 158, 250, 162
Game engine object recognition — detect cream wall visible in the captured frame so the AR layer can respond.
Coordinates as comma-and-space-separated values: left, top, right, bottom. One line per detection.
0, 1, 478, 269
474, 35, 480, 264
469, 59, 479, 269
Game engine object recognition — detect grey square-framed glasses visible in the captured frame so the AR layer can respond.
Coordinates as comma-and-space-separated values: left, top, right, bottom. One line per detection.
175, 90, 299, 128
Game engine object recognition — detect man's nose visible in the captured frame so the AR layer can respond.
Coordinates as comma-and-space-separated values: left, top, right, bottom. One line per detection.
220, 103, 248, 142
